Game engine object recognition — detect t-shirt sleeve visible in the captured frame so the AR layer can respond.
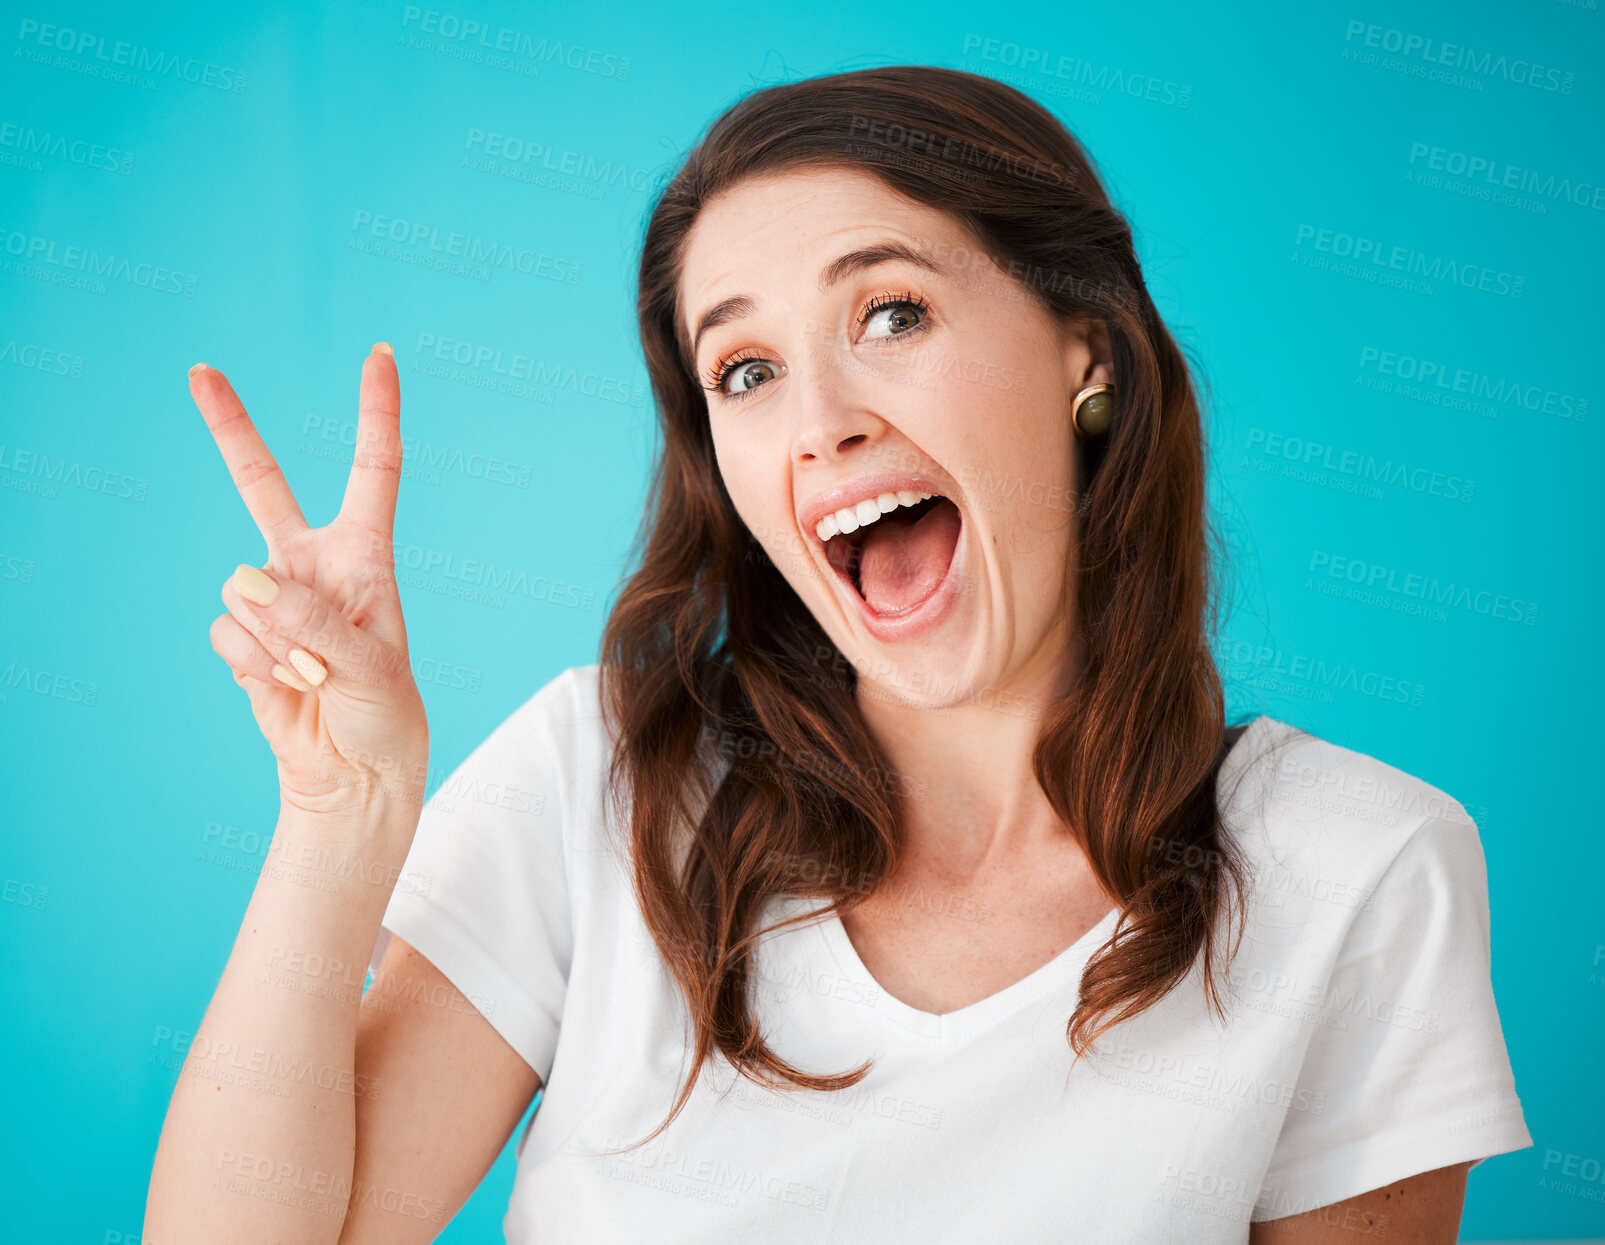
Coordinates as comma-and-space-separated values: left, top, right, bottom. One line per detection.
363, 667, 580, 1085
1253, 812, 1532, 1218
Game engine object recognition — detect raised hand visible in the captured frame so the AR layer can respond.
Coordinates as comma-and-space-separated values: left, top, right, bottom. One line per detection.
193, 344, 430, 819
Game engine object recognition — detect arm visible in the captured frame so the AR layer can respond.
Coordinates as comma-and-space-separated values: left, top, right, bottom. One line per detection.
1249, 1161, 1471, 1243
337, 934, 541, 1243
145, 804, 541, 1242
148, 349, 540, 1238
144, 803, 415, 1240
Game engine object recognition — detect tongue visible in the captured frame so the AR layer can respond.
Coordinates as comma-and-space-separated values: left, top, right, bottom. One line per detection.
856, 499, 961, 615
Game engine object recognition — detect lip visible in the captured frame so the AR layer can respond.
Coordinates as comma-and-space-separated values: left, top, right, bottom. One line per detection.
798, 471, 950, 543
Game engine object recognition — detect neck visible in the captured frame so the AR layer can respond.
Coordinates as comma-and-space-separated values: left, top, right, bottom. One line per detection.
854, 630, 1085, 882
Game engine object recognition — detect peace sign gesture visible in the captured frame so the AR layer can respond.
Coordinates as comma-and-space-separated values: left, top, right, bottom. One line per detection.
194, 344, 429, 820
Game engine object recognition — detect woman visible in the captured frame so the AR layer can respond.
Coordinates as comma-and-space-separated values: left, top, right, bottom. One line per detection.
146, 66, 1529, 1242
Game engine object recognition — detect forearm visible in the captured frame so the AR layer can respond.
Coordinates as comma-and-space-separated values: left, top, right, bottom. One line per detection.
145, 799, 421, 1242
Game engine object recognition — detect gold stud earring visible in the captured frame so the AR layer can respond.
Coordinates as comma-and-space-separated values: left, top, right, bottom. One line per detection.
1071, 383, 1114, 439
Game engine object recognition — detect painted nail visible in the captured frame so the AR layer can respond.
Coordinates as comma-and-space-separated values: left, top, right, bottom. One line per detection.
232, 564, 279, 607
270, 663, 314, 692
188, 362, 209, 377
286, 648, 328, 687
371, 342, 393, 356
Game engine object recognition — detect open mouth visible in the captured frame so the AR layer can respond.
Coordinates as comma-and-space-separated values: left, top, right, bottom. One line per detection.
823, 494, 963, 618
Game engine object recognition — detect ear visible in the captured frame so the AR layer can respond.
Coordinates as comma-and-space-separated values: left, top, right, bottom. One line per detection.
1060, 315, 1115, 392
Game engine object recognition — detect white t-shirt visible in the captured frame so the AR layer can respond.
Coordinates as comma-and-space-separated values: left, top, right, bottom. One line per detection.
368, 664, 1531, 1242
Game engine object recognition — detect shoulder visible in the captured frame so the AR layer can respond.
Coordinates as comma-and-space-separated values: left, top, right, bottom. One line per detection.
481, 663, 608, 761
507, 660, 610, 785
1218, 715, 1489, 936
509, 662, 602, 725
423, 663, 613, 841
1223, 727, 1532, 1206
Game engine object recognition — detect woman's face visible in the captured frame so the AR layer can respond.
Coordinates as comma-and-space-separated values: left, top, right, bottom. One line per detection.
678, 165, 1112, 710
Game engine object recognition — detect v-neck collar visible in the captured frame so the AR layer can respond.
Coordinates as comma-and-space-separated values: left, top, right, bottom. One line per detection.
815, 899, 1120, 1040
798, 713, 1277, 1041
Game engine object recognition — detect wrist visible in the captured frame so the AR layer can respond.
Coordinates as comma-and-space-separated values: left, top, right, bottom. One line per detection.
281, 743, 431, 823
277, 784, 425, 842
267, 798, 424, 906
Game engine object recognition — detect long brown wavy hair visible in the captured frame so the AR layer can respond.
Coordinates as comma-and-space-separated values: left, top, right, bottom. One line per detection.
598, 63, 1266, 1148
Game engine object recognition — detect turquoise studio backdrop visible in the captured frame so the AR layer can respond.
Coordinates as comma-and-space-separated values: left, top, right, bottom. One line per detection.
1, 0, 1600, 1240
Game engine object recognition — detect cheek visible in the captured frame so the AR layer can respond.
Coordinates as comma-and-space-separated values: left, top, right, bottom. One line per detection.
712, 429, 813, 582
1011, 414, 1077, 553
929, 365, 1075, 543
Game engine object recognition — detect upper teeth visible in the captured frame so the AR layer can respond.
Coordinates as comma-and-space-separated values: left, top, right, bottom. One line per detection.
816, 490, 934, 542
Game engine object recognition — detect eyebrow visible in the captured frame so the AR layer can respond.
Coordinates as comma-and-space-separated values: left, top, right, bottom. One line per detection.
687, 240, 943, 362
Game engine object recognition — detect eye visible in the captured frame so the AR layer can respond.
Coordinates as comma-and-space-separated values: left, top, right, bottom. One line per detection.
859, 292, 931, 342
704, 350, 785, 402
700, 290, 931, 404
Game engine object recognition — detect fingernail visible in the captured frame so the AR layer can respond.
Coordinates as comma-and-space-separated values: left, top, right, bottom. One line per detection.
232, 564, 279, 607
270, 663, 314, 692
188, 362, 209, 377
286, 648, 328, 687
371, 342, 393, 357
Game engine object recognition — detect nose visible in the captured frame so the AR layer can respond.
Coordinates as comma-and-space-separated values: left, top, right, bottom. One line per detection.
790, 350, 886, 465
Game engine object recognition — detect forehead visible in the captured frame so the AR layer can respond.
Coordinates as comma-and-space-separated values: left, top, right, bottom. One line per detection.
678, 166, 971, 327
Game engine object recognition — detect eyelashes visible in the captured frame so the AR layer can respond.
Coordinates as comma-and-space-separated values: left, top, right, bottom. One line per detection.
701, 289, 932, 402
859, 290, 931, 334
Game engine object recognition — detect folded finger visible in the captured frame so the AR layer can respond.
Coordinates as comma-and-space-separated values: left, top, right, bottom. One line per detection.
220, 579, 330, 687
221, 564, 389, 689
210, 611, 315, 691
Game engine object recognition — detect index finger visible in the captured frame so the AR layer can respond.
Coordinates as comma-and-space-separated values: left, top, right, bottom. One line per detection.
338, 343, 403, 536
189, 363, 309, 547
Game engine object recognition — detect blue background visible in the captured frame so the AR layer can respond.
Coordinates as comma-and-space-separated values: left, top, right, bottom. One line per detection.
1, 0, 1600, 1240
